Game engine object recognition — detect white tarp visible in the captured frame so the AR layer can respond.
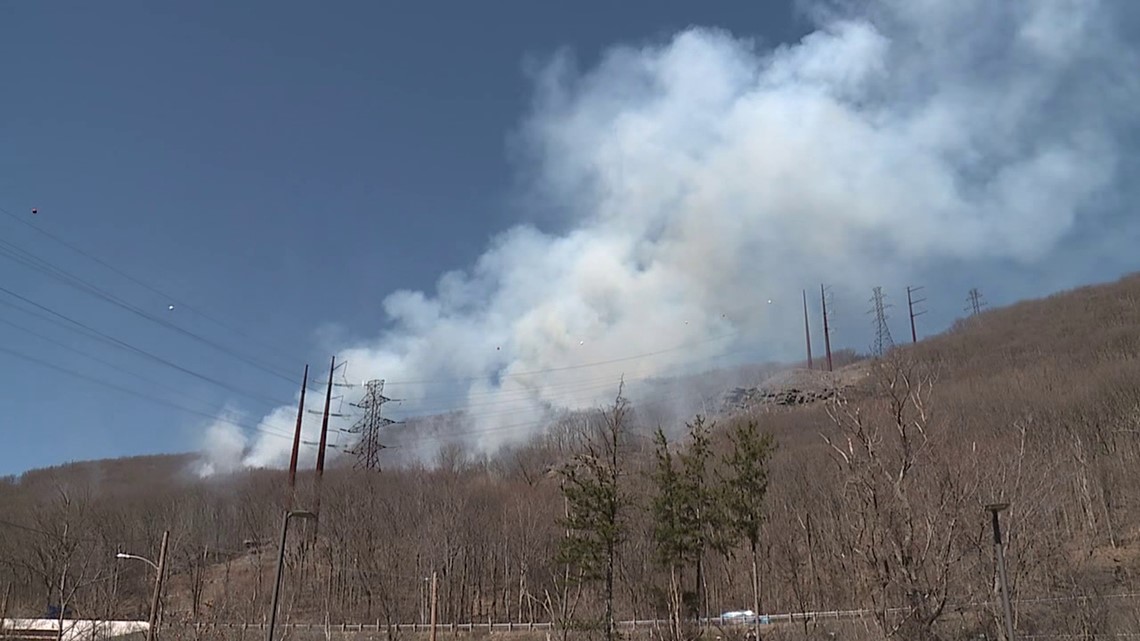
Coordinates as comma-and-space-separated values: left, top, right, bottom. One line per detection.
1, 618, 147, 640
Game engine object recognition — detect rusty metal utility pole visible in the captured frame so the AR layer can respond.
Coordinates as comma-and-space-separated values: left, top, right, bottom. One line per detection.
287, 364, 309, 507
312, 356, 335, 529
315, 356, 335, 480
820, 284, 833, 372
987, 503, 1016, 641
906, 286, 926, 344
802, 289, 813, 370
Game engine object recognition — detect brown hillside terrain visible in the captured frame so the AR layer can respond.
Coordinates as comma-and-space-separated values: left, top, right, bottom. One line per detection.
3, 273, 1140, 640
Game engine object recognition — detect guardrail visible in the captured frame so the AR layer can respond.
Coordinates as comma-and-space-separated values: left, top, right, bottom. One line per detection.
196, 611, 867, 634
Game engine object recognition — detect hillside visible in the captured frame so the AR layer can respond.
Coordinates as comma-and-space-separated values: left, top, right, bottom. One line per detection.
3, 273, 1140, 640
5, 453, 197, 492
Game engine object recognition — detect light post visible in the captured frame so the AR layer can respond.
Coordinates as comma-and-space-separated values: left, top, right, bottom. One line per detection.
986, 503, 1016, 641
114, 553, 158, 571
267, 510, 318, 641
116, 530, 169, 641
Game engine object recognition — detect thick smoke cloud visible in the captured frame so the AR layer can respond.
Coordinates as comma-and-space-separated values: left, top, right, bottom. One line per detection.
200, 0, 1138, 470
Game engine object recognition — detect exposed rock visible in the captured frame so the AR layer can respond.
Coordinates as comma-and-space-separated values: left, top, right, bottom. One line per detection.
721, 365, 870, 413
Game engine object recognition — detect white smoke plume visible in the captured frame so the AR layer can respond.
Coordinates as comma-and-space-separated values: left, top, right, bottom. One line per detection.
200, 0, 1138, 471
194, 410, 249, 476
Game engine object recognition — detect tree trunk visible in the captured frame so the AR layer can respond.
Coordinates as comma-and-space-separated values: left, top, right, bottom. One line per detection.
56, 567, 66, 641
751, 538, 762, 641
670, 564, 682, 641
695, 551, 704, 625
605, 541, 615, 641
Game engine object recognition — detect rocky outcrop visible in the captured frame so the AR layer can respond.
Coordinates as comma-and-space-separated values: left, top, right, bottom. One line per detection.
722, 386, 841, 410
722, 385, 846, 412
720, 366, 868, 413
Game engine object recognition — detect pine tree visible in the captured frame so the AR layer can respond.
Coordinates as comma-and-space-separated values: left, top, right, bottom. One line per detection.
679, 415, 727, 623
720, 419, 777, 641
557, 387, 630, 641
651, 416, 728, 639
650, 427, 691, 639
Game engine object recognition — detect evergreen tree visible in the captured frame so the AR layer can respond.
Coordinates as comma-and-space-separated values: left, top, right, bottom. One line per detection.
557, 387, 631, 641
650, 427, 692, 639
679, 415, 726, 622
720, 419, 777, 640
651, 416, 728, 639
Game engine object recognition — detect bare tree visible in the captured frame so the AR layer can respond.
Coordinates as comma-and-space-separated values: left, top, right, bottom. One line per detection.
822, 355, 977, 640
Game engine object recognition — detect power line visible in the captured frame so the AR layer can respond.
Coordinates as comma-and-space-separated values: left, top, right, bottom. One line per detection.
0, 312, 236, 413
0, 202, 304, 370
363, 337, 788, 424
0, 518, 152, 546
342, 336, 777, 420
0, 207, 771, 399
0, 284, 293, 408
0, 234, 298, 382
336, 330, 741, 389
0, 342, 298, 442
0, 309, 770, 457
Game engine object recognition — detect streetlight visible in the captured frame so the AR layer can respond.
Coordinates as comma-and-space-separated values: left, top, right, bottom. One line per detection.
116, 530, 169, 641
115, 553, 159, 571
986, 503, 1016, 641
267, 510, 318, 641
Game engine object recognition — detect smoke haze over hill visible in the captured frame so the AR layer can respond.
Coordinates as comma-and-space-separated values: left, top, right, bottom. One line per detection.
199, 0, 1140, 473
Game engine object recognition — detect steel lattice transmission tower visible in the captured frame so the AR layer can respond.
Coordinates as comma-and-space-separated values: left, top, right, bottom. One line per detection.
966, 287, 987, 316
868, 286, 894, 357
346, 379, 396, 471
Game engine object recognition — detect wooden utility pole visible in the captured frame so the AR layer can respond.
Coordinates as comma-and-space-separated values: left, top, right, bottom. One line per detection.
287, 364, 310, 507
1, 581, 11, 638
802, 289, 813, 370
146, 530, 170, 641
429, 572, 439, 641
820, 284, 833, 372
987, 503, 1016, 641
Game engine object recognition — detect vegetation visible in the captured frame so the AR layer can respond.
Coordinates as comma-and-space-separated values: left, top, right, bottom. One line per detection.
4, 273, 1140, 640
557, 389, 632, 641
720, 419, 776, 640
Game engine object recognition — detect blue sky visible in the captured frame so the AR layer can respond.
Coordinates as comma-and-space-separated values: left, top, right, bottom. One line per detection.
0, 2, 809, 475
2, 1, 1138, 476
